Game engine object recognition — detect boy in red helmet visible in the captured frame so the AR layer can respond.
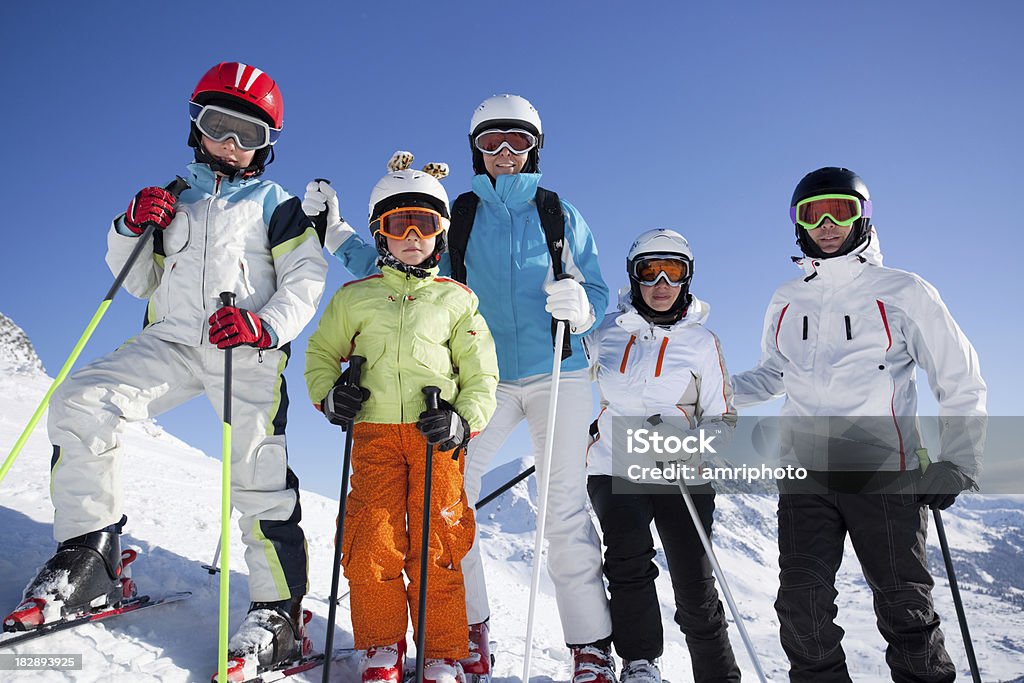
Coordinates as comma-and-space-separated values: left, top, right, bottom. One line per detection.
3, 62, 327, 677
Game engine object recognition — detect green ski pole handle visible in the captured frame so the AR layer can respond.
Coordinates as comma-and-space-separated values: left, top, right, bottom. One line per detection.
217, 291, 236, 683
0, 176, 190, 487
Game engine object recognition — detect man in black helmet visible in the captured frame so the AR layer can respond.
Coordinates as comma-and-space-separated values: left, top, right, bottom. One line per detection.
731, 167, 987, 682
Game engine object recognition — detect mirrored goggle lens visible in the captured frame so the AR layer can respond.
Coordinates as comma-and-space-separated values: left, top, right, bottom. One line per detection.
376, 208, 443, 239
794, 195, 862, 229
474, 129, 537, 155
634, 258, 690, 285
193, 104, 276, 150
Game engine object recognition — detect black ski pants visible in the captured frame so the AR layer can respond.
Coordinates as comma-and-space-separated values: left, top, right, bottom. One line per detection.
588, 476, 740, 683
776, 489, 955, 683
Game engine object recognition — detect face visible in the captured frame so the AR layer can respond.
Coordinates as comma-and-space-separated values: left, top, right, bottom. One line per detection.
807, 217, 853, 254
639, 280, 682, 312
482, 147, 528, 178
387, 233, 436, 266
201, 135, 257, 172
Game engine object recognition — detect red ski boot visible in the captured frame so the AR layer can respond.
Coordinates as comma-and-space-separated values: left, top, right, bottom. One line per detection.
570, 644, 617, 683
459, 620, 492, 682
360, 639, 407, 683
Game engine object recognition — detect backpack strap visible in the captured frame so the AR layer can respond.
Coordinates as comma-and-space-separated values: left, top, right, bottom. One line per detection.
447, 192, 479, 284
535, 187, 573, 361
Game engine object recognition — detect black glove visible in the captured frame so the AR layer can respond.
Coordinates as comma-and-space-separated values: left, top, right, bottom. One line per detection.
918, 461, 971, 510
322, 373, 370, 428
416, 398, 469, 452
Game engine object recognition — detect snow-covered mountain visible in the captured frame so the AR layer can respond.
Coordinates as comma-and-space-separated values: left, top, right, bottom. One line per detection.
1, 313, 1022, 682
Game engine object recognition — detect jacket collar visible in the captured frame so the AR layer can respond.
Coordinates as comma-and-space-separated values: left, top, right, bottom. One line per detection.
794, 228, 884, 286
186, 162, 261, 194
472, 172, 542, 207
614, 288, 711, 336
380, 264, 439, 292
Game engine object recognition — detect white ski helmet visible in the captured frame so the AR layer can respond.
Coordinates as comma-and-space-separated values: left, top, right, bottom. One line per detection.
368, 167, 451, 270
368, 169, 451, 223
626, 228, 695, 323
469, 94, 544, 175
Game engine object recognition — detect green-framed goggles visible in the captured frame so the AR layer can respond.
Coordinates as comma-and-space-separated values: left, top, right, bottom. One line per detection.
791, 193, 873, 230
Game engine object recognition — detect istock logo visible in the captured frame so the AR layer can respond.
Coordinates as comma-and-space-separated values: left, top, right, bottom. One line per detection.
626, 427, 717, 456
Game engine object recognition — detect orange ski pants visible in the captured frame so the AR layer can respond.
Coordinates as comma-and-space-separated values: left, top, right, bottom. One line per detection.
342, 422, 474, 659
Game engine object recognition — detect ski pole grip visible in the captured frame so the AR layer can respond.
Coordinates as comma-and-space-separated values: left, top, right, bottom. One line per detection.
422, 386, 441, 411
165, 175, 191, 199
310, 178, 333, 246
219, 291, 236, 308
555, 273, 574, 282
346, 355, 366, 387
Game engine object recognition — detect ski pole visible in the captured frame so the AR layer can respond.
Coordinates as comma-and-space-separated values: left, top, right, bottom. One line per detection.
202, 537, 222, 575
677, 480, 767, 682
933, 508, 982, 683
416, 386, 442, 683
0, 176, 190, 487
217, 291, 236, 683
522, 317, 567, 683
322, 355, 365, 683
475, 465, 536, 510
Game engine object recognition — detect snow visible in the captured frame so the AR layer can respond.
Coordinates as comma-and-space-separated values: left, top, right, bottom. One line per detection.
1, 313, 1023, 682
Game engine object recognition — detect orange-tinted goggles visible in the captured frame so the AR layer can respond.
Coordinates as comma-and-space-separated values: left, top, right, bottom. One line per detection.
373, 207, 444, 240
632, 257, 690, 286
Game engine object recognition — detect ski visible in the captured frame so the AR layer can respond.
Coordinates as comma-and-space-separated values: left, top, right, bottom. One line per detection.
218, 647, 360, 683
0, 591, 191, 649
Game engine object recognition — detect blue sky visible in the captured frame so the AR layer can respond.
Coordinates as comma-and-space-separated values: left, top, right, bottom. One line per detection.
1, 1, 1021, 499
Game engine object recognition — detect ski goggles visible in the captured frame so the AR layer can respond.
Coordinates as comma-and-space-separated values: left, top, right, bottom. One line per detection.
189, 102, 281, 150
630, 256, 691, 287
791, 193, 872, 230
473, 128, 538, 155
372, 207, 445, 240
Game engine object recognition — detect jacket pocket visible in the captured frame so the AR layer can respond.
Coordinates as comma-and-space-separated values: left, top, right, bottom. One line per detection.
161, 212, 191, 256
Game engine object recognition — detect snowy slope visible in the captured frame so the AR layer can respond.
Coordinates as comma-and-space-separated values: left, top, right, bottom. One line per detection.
1, 313, 1023, 682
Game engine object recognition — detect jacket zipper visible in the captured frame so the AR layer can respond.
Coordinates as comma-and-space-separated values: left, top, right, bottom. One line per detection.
200, 176, 222, 346
397, 273, 410, 422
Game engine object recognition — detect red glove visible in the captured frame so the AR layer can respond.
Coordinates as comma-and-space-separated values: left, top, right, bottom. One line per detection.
124, 187, 177, 235
208, 306, 273, 349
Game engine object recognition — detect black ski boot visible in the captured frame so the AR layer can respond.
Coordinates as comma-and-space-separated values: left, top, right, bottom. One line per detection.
221, 594, 308, 680
4, 516, 127, 631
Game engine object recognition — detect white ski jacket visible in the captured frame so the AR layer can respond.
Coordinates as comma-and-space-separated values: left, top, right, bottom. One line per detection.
732, 230, 986, 479
106, 163, 327, 348
586, 292, 736, 484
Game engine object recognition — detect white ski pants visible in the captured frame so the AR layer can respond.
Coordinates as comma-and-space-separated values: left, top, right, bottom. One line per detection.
47, 332, 307, 602
461, 369, 612, 645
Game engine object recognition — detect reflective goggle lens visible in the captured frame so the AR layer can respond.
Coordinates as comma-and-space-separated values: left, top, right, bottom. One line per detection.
793, 194, 864, 230
374, 208, 444, 240
474, 129, 538, 155
633, 258, 690, 286
191, 103, 279, 150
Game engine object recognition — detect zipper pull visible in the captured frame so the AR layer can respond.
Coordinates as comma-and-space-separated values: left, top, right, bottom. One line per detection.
258, 349, 264, 364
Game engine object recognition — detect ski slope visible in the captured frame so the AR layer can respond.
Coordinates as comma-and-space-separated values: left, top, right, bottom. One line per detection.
1, 312, 1023, 682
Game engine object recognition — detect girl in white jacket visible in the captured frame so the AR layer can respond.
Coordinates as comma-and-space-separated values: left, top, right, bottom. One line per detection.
586, 229, 740, 683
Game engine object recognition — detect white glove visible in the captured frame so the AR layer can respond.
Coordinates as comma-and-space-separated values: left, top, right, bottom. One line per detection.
302, 180, 355, 253
543, 276, 594, 333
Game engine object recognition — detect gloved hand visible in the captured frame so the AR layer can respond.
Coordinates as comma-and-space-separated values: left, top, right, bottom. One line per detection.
416, 398, 469, 452
124, 187, 177, 235
302, 180, 354, 252
543, 276, 593, 332
322, 375, 370, 428
646, 414, 699, 469
918, 461, 971, 510
208, 306, 274, 350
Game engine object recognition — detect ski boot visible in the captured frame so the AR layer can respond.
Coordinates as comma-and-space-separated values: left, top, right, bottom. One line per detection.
217, 595, 307, 682
459, 620, 493, 682
423, 658, 466, 683
621, 659, 662, 683
571, 643, 617, 683
360, 639, 407, 683
4, 516, 129, 632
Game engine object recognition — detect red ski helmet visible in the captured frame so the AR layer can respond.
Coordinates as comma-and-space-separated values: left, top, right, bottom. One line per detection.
191, 62, 283, 129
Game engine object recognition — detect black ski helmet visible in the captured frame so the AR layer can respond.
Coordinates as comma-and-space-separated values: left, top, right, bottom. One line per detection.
791, 167, 872, 259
